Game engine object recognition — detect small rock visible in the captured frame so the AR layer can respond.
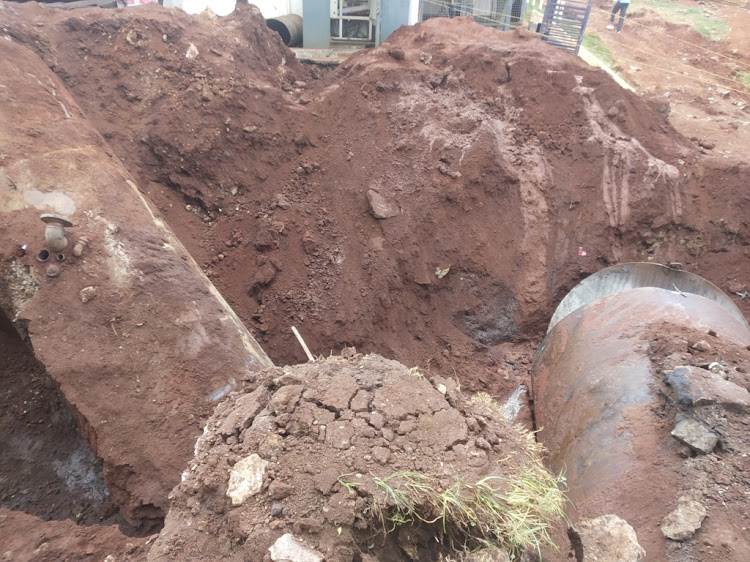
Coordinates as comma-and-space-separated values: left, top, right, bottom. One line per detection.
268, 533, 323, 562
387, 46, 405, 61
249, 264, 277, 295
267, 385, 304, 415
661, 496, 706, 541
79, 286, 98, 303
369, 410, 385, 429
268, 480, 294, 500
697, 139, 716, 150
295, 517, 323, 534
372, 446, 390, 464
475, 437, 491, 450
226, 453, 269, 506
350, 389, 370, 412
691, 340, 712, 352
274, 193, 291, 209
217, 387, 269, 435
437, 163, 461, 179
186, 43, 199, 59
367, 189, 399, 219
670, 417, 718, 455
728, 281, 746, 293
46, 264, 60, 278
569, 514, 646, 561
270, 503, 284, 517
313, 467, 340, 496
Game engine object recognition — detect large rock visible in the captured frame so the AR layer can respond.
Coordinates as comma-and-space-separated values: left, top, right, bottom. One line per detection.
569, 514, 646, 561
660, 497, 706, 541
670, 417, 719, 454
268, 534, 324, 562
0, 39, 272, 528
227, 454, 269, 506
666, 366, 750, 412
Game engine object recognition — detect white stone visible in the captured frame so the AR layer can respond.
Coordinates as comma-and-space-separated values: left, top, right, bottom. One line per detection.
268, 533, 324, 562
571, 514, 645, 561
186, 43, 199, 59
661, 496, 706, 541
226, 453, 268, 506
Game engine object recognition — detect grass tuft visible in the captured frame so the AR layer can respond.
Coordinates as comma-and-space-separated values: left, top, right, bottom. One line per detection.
342, 425, 568, 558
738, 72, 750, 88
582, 31, 619, 70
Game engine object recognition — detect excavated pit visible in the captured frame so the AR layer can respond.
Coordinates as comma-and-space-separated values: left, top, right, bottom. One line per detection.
0, 311, 120, 528
1, 2, 750, 560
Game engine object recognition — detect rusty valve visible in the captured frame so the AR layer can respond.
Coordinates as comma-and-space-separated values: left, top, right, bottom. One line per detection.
40, 213, 73, 252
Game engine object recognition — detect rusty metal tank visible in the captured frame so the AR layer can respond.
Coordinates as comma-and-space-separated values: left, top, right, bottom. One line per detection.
533, 263, 750, 559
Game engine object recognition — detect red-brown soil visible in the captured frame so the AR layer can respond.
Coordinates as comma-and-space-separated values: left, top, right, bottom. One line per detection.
1, 1, 750, 560
149, 353, 557, 561
645, 322, 750, 561
0, 312, 150, 560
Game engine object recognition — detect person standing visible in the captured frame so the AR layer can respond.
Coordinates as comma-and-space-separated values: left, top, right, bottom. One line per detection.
607, 0, 631, 33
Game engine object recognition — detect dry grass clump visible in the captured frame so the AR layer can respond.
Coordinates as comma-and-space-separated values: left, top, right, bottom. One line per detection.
341, 422, 567, 559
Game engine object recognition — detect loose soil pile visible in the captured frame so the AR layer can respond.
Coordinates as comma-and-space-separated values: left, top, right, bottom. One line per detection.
3, 2, 749, 403
1, 1, 750, 560
148, 352, 565, 561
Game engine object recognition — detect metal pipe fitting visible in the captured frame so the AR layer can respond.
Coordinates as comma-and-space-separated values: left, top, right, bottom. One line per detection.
40, 213, 73, 252
266, 14, 303, 47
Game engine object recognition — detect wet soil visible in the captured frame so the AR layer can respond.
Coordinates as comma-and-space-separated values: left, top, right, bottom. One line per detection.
1, 1, 750, 560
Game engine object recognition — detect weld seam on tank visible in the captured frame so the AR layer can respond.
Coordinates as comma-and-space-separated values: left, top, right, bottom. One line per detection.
266, 14, 303, 48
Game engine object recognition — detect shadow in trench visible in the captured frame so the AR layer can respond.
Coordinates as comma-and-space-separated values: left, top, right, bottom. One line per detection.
0, 311, 134, 533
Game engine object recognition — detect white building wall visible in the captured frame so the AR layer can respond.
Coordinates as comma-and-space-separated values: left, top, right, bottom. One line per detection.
164, 0, 302, 18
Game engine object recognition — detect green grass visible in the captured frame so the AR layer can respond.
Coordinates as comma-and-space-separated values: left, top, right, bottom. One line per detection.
582, 32, 619, 70
637, 0, 730, 42
739, 72, 750, 88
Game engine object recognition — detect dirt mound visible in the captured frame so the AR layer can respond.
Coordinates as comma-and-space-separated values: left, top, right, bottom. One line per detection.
5, 5, 750, 408
1, 0, 311, 212
2, 3, 750, 560
148, 353, 565, 561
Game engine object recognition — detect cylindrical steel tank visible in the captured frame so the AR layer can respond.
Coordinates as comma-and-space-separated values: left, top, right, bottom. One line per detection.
533, 263, 750, 559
